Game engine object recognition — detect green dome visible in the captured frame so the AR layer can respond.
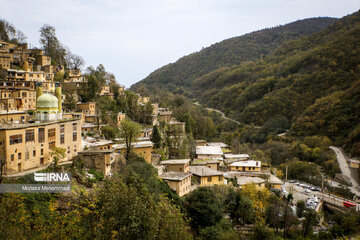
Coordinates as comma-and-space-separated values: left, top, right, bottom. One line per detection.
37, 93, 58, 109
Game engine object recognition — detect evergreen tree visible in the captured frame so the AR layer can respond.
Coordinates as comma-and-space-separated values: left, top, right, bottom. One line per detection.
151, 125, 162, 149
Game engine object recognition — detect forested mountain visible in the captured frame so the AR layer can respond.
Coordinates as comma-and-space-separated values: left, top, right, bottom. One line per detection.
191, 10, 360, 156
131, 17, 336, 96
132, 11, 360, 156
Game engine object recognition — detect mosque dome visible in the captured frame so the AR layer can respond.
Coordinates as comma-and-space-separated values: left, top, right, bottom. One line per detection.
36, 93, 59, 109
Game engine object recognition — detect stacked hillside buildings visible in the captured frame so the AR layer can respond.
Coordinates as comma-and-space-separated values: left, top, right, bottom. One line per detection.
0, 82, 81, 175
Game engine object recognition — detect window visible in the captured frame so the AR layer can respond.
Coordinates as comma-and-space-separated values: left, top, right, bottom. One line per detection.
74, 145, 77, 152
60, 125, 65, 144
25, 129, 35, 142
49, 141, 55, 149
38, 128, 45, 143
48, 128, 56, 141
248, 167, 251, 171
218, 176, 222, 181
41, 149, 44, 155
207, 177, 212, 182
10, 134, 22, 145
22, 92, 27, 98
73, 132, 77, 141
67, 146, 70, 154
33, 150, 36, 157
60, 125, 65, 133
18, 152, 21, 160
11, 154, 14, 161
72, 123, 77, 131
253, 167, 255, 170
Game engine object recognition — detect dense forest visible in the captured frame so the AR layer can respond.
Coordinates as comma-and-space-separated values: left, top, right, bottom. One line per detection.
131, 17, 336, 96
132, 11, 360, 157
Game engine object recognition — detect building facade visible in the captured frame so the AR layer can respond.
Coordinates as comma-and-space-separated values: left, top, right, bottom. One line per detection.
0, 119, 81, 174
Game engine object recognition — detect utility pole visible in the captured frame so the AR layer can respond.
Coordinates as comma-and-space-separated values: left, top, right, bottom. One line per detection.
285, 165, 288, 182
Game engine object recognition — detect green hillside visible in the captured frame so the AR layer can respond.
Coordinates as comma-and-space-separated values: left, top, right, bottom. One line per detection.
132, 11, 360, 156
192, 10, 360, 155
131, 17, 336, 96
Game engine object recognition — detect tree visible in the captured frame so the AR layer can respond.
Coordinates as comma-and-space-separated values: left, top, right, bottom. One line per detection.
296, 200, 306, 218
302, 208, 318, 237
101, 126, 118, 140
65, 49, 85, 70
39, 24, 65, 64
227, 189, 255, 225
63, 93, 76, 111
250, 223, 275, 240
0, 19, 27, 44
50, 147, 66, 168
120, 119, 141, 161
185, 187, 223, 229
151, 125, 162, 149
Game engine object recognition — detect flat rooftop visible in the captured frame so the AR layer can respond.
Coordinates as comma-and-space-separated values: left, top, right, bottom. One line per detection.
190, 166, 223, 177
230, 161, 261, 167
159, 172, 192, 181
161, 159, 190, 165
0, 118, 80, 130
196, 146, 223, 155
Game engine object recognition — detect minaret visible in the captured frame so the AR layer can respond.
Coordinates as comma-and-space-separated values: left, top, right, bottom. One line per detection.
36, 82, 43, 104
55, 82, 62, 119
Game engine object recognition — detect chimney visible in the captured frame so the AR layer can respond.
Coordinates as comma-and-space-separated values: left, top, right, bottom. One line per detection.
55, 82, 62, 113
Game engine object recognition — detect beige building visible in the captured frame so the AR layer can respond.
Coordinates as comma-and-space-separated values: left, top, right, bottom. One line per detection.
99, 85, 111, 96
139, 128, 152, 138
118, 85, 125, 96
117, 112, 126, 126
236, 176, 266, 189
192, 160, 220, 170
82, 123, 99, 134
0, 82, 82, 175
224, 154, 250, 161
161, 159, 190, 173
35, 55, 51, 66
169, 119, 185, 134
190, 166, 225, 186
77, 149, 114, 177
76, 102, 96, 115
85, 115, 97, 123
194, 139, 207, 146
0, 111, 26, 123
268, 174, 283, 190
230, 161, 261, 172
196, 146, 223, 160
158, 108, 172, 123
0, 119, 81, 174
349, 159, 360, 169
114, 141, 153, 163
159, 172, 192, 197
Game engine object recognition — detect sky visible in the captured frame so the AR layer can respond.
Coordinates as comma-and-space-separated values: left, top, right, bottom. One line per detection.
1, 0, 360, 87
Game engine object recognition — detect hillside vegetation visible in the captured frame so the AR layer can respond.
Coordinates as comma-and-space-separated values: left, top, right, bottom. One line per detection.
133, 11, 360, 156
193, 11, 360, 156
132, 17, 336, 96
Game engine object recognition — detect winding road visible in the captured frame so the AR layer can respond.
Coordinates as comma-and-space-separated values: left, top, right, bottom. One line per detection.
330, 146, 360, 197
193, 102, 261, 128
